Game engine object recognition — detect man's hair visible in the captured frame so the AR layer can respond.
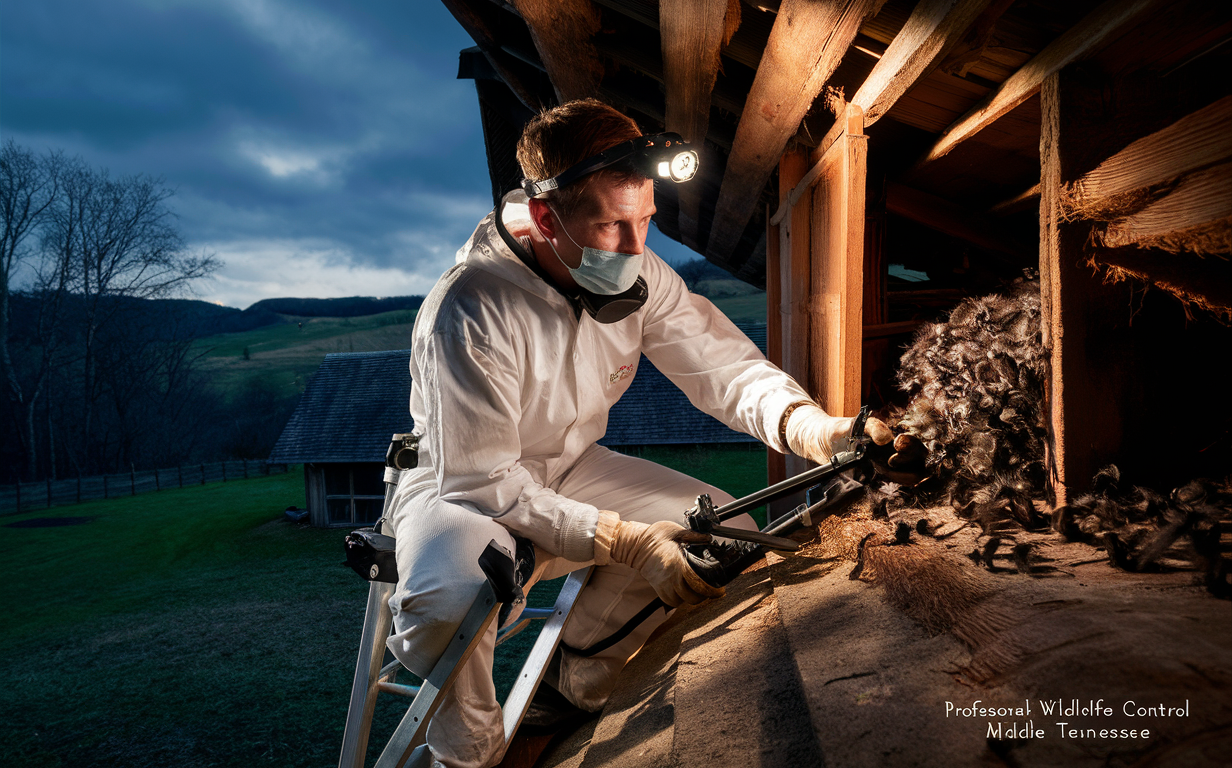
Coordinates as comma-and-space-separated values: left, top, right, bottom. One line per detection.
517, 98, 646, 217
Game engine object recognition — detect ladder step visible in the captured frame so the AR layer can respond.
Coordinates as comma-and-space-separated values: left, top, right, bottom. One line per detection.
378, 682, 422, 698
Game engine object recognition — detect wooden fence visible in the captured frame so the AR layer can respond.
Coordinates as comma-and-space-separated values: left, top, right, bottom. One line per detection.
0, 461, 289, 515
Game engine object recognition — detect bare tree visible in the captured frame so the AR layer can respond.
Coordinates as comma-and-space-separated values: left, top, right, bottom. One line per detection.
1, 141, 65, 480
39, 159, 219, 474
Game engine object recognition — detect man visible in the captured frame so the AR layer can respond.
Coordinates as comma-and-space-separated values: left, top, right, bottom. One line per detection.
385, 99, 892, 768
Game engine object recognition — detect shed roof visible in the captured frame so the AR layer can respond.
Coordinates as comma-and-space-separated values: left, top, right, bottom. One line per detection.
268, 322, 769, 463
268, 350, 415, 465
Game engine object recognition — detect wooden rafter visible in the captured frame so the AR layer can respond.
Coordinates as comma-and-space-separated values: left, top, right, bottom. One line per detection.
442, 0, 549, 111
852, 0, 993, 126
511, 0, 604, 104
705, 0, 885, 263
661, 0, 740, 250
911, 0, 1167, 174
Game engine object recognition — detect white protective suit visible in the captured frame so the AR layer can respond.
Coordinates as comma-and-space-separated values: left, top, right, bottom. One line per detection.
384, 190, 812, 768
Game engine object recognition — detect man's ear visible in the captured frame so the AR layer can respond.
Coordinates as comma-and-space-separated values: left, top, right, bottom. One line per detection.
527, 198, 556, 240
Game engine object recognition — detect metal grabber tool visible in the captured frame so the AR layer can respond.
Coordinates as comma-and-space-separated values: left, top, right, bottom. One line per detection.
683, 406, 878, 586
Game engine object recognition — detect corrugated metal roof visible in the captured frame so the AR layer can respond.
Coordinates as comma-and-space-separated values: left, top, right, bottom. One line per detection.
268, 323, 768, 463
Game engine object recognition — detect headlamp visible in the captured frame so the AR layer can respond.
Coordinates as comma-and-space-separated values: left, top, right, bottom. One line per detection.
522, 132, 699, 198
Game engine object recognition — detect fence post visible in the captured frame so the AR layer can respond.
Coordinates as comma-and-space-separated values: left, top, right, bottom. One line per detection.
178, 465, 183, 488
155, 469, 160, 492
222, 462, 227, 482
103, 475, 108, 499
243, 460, 249, 479
15, 481, 21, 513
131, 467, 136, 496
77, 475, 82, 504
200, 464, 206, 485
46, 478, 52, 509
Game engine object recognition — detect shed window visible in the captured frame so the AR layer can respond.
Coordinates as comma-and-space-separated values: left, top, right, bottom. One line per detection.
324, 463, 385, 527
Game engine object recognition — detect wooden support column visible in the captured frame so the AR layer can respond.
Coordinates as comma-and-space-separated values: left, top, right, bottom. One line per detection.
779, 147, 812, 493
1040, 70, 1128, 506
766, 150, 805, 491
809, 104, 868, 418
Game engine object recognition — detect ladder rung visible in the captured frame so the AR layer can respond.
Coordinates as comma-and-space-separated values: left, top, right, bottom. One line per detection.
377, 681, 422, 697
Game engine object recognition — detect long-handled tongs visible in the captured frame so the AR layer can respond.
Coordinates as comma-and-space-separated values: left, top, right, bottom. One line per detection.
685, 406, 877, 553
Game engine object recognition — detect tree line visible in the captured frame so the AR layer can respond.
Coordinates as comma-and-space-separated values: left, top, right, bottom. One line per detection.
0, 140, 243, 484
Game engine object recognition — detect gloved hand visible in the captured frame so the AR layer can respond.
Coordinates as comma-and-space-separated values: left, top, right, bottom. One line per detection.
593, 511, 724, 607
785, 403, 894, 464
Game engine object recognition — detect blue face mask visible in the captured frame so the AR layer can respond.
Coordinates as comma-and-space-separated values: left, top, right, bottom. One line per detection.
542, 206, 644, 296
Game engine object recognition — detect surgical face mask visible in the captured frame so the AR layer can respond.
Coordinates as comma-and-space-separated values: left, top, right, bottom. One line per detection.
542, 206, 644, 295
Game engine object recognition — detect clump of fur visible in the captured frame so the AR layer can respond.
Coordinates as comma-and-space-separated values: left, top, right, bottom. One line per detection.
891, 280, 1049, 527
1054, 465, 1230, 594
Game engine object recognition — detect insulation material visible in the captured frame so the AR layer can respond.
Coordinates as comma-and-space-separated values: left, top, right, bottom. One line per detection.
1053, 464, 1230, 592
890, 279, 1050, 524
882, 281, 1231, 594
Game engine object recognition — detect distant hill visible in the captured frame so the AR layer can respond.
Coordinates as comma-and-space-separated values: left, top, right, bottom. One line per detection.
247, 296, 425, 319
7, 294, 428, 340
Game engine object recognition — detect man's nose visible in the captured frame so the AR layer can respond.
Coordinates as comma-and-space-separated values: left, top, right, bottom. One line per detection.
619, 224, 646, 255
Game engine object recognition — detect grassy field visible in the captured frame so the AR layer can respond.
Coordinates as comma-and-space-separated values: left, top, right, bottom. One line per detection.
195, 310, 419, 403
1, 446, 768, 767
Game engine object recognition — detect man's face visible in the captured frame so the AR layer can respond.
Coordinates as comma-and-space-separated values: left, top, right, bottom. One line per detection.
533, 174, 655, 272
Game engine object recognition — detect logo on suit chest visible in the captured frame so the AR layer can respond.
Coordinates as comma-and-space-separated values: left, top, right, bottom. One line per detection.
608, 363, 635, 384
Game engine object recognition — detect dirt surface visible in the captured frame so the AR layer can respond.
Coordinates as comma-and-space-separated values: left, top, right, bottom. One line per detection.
540, 501, 1232, 768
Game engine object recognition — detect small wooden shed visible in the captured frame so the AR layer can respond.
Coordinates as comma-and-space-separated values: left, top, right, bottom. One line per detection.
268, 351, 414, 528
445, 0, 1232, 503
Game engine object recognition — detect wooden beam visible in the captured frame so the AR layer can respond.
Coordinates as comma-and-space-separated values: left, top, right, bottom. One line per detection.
1039, 69, 1133, 507
765, 199, 786, 490
779, 147, 811, 494
661, 0, 740, 250
442, 0, 549, 111
511, 0, 604, 104
989, 183, 1040, 216
852, 0, 992, 126
1100, 162, 1232, 251
886, 182, 1033, 260
912, 0, 1166, 173
705, 0, 885, 263
1068, 95, 1232, 220
809, 103, 868, 418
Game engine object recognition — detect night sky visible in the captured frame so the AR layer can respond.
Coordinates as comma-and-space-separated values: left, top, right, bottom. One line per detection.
2, 0, 697, 309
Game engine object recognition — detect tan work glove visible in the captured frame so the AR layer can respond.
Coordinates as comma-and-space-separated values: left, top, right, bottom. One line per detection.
593, 511, 724, 607
785, 403, 894, 464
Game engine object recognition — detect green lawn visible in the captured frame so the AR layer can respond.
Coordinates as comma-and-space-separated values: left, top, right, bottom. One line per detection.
0, 447, 768, 767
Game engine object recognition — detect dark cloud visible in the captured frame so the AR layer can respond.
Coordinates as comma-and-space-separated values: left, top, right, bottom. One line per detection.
2, 0, 701, 308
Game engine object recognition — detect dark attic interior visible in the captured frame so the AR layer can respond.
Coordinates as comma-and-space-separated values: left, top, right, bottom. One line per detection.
437, 1, 1232, 766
